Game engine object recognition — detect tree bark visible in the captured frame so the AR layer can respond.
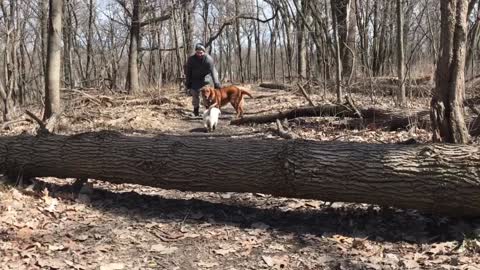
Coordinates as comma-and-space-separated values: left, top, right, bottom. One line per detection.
126, 0, 141, 94
296, 0, 307, 79
431, 0, 470, 143
331, 0, 343, 103
85, 0, 95, 87
396, 0, 406, 106
2, 132, 480, 217
235, 0, 244, 83
181, 0, 194, 60
44, 0, 63, 121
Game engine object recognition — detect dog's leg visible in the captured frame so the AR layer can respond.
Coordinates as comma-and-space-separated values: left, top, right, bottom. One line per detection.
236, 98, 244, 118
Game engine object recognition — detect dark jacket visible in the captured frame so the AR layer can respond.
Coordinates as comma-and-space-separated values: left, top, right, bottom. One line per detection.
185, 54, 221, 90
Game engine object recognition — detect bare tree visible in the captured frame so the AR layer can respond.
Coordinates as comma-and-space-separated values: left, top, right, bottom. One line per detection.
85, 0, 95, 87
331, 0, 343, 103
396, 0, 406, 106
430, 0, 470, 143
44, 0, 63, 120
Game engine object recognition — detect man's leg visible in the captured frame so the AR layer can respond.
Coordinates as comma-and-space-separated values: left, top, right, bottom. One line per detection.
190, 89, 200, 116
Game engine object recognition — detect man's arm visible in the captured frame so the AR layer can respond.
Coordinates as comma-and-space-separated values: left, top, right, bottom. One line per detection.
184, 57, 192, 89
207, 56, 221, 89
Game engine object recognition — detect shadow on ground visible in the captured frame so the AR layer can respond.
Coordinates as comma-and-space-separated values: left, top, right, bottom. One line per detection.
28, 178, 480, 246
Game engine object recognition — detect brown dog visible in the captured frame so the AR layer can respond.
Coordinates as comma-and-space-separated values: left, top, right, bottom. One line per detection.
200, 85, 253, 118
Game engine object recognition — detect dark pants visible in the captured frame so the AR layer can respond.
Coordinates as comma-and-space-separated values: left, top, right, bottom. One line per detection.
190, 88, 201, 108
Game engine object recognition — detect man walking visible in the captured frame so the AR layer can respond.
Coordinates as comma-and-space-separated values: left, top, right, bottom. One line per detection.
184, 43, 221, 116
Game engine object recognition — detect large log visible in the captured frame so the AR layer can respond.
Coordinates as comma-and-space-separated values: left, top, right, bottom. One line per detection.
1, 131, 480, 216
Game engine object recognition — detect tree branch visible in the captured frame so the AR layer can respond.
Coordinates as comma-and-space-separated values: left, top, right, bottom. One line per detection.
205, 6, 280, 48
139, 46, 184, 51
113, 0, 132, 18
139, 13, 172, 27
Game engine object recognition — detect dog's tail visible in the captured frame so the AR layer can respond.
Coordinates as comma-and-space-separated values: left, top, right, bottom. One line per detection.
237, 86, 253, 98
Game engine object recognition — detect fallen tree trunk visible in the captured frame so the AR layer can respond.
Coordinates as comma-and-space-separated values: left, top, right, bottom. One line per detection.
230, 105, 430, 129
1, 131, 480, 216
231, 105, 357, 125
259, 82, 291, 90
231, 105, 480, 136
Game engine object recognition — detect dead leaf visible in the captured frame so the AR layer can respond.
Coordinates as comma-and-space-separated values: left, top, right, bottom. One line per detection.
75, 234, 89, 242
150, 243, 178, 254
401, 259, 420, 269
384, 253, 400, 265
427, 242, 455, 255
262, 254, 289, 269
95, 244, 111, 253
151, 229, 185, 242
285, 200, 305, 209
43, 193, 58, 213
268, 243, 287, 251
37, 258, 66, 269
213, 247, 236, 256
197, 261, 220, 268
48, 243, 67, 251
16, 227, 33, 239
351, 238, 368, 249
99, 263, 125, 270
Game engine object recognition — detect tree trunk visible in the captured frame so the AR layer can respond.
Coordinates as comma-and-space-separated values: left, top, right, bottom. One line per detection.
41, 0, 49, 84
331, 0, 343, 103
2, 132, 480, 217
430, 0, 470, 143
254, 0, 263, 82
235, 0, 244, 83
396, 0, 406, 106
63, 0, 74, 89
334, 0, 354, 81
126, 0, 141, 94
44, 0, 63, 121
296, 0, 307, 79
85, 0, 95, 88
182, 0, 194, 60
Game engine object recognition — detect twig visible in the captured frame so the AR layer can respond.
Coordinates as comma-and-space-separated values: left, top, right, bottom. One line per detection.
344, 95, 363, 119
25, 110, 47, 131
297, 82, 316, 107
1, 118, 30, 130
63, 88, 103, 106
25, 110, 60, 135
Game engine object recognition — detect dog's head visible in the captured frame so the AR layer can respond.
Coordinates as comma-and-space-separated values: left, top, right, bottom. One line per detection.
200, 86, 215, 106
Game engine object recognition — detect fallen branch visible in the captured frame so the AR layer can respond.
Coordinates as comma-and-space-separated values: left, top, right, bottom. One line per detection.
345, 95, 363, 119
259, 82, 291, 90
231, 104, 356, 125
297, 83, 316, 107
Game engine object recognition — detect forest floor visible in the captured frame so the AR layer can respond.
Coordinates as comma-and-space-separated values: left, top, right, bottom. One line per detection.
1, 83, 480, 270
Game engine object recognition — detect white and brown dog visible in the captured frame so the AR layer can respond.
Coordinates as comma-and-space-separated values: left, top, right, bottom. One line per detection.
203, 106, 221, 132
